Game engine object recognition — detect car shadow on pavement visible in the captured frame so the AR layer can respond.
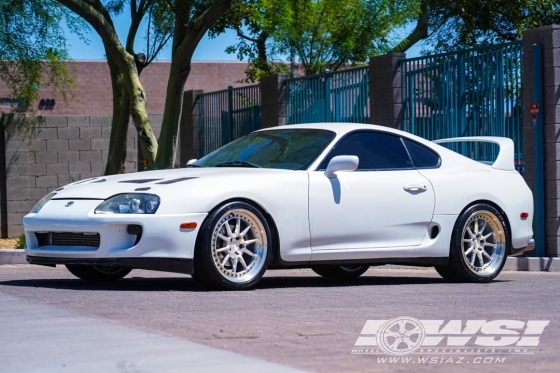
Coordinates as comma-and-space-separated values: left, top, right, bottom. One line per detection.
0, 273, 509, 292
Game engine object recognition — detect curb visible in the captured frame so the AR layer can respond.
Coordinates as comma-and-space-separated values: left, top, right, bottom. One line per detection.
0, 250, 558, 271
381, 257, 560, 272
0, 249, 27, 265
502, 256, 560, 272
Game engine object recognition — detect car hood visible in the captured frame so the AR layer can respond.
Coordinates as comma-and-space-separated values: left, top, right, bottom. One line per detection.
51, 168, 290, 200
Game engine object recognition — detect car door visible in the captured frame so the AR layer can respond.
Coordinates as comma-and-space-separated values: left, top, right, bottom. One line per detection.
308, 131, 435, 251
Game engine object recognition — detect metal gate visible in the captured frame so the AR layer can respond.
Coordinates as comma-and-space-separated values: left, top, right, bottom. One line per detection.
197, 85, 261, 157
400, 41, 524, 173
285, 66, 369, 124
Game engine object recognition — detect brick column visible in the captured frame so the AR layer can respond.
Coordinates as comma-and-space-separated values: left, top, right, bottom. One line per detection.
369, 53, 406, 129
179, 90, 203, 164
260, 74, 289, 128
522, 25, 560, 256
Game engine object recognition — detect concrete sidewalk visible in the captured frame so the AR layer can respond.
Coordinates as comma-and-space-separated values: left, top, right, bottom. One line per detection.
1, 248, 559, 271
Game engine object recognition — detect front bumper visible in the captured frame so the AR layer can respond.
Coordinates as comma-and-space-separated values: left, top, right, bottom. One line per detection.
23, 199, 208, 264
26, 256, 193, 274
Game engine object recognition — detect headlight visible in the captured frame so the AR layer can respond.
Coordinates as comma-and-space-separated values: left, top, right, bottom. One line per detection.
95, 194, 160, 214
30, 193, 56, 213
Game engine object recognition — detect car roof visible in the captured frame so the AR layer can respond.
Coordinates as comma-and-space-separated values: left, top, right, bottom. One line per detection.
257, 122, 435, 147
257, 122, 406, 137
256, 122, 486, 170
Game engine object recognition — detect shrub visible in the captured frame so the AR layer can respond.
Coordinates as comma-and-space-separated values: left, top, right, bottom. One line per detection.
15, 234, 26, 249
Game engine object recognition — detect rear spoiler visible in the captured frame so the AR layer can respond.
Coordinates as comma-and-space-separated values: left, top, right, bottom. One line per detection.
433, 136, 515, 171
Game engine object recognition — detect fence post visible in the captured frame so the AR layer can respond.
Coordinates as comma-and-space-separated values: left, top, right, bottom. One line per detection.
369, 53, 406, 128
179, 90, 203, 165
324, 69, 331, 121
227, 86, 234, 143
0, 114, 7, 238
261, 74, 290, 128
522, 25, 560, 257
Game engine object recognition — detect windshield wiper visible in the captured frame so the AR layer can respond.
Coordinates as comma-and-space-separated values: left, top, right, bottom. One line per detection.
215, 160, 261, 168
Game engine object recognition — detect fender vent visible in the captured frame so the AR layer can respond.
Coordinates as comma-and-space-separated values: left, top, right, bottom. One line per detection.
430, 225, 440, 239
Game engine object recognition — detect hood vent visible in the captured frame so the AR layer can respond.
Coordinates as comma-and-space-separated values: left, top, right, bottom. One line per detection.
156, 177, 197, 185
92, 178, 106, 183
118, 178, 163, 184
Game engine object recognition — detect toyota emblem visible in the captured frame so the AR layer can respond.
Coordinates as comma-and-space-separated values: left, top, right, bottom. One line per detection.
65, 201, 74, 207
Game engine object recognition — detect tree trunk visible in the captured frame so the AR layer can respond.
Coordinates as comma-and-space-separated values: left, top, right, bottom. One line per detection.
122, 55, 158, 169
155, 58, 190, 168
56, 0, 158, 170
104, 53, 130, 175
155, 0, 232, 169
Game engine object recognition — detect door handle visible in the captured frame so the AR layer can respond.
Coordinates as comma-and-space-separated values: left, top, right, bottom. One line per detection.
404, 184, 427, 192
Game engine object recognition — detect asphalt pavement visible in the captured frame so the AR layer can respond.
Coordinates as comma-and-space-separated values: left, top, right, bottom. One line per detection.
0, 265, 558, 373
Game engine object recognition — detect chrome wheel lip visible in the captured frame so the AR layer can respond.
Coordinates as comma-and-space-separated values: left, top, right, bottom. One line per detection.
461, 210, 506, 276
211, 209, 267, 283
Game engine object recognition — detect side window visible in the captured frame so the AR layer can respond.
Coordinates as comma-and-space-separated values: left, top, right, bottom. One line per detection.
403, 139, 441, 168
319, 131, 412, 170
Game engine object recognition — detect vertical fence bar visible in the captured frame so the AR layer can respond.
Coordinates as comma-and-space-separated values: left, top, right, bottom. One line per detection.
532, 44, 545, 257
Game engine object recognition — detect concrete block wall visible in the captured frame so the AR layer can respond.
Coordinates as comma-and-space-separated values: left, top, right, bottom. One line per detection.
2, 115, 163, 237
369, 53, 406, 129
522, 25, 560, 256
260, 74, 289, 128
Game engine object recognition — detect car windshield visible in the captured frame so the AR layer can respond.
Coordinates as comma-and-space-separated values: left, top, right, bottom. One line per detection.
194, 129, 336, 170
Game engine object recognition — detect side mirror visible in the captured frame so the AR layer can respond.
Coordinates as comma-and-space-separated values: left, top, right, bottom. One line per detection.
324, 155, 359, 178
186, 159, 197, 166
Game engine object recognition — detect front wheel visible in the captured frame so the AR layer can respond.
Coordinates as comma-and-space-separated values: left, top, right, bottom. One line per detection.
312, 265, 370, 279
435, 203, 508, 283
66, 265, 132, 282
194, 202, 272, 290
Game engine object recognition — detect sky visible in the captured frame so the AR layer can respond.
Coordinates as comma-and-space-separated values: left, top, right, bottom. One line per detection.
64, 12, 424, 62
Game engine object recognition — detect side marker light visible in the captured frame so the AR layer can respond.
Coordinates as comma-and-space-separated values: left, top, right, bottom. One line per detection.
180, 222, 197, 229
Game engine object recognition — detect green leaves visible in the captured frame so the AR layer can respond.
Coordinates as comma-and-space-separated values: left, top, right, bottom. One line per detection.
213, 0, 421, 78
426, 0, 560, 52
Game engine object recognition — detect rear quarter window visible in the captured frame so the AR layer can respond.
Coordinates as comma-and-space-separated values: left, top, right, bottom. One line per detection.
403, 139, 441, 168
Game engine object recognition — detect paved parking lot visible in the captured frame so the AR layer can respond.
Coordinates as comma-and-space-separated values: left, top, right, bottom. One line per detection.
0, 265, 558, 372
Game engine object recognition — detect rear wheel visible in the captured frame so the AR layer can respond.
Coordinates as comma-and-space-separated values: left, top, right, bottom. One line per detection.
66, 265, 131, 282
312, 265, 370, 279
435, 203, 508, 283
194, 202, 272, 290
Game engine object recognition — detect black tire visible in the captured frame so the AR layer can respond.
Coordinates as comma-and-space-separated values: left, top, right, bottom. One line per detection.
435, 203, 509, 283
194, 201, 272, 290
65, 265, 132, 282
311, 265, 370, 279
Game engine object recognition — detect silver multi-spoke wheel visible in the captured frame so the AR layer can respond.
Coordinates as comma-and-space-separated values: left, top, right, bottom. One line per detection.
461, 210, 506, 276
435, 203, 509, 283
211, 208, 268, 283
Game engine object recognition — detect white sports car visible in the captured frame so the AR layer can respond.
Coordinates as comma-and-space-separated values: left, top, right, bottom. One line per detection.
24, 123, 534, 289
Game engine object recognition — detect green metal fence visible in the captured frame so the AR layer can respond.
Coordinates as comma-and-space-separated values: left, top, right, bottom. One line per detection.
285, 66, 369, 124
197, 85, 261, 157
400, 41, 524, 173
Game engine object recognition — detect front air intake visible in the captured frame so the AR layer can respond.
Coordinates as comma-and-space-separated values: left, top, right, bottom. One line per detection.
36, 232, 101, 248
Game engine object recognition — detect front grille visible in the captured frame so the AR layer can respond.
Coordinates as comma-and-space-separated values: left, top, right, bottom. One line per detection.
36, 232, 101, 248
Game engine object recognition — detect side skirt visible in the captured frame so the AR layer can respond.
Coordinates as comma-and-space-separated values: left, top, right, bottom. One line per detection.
269, 256, 449, 270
